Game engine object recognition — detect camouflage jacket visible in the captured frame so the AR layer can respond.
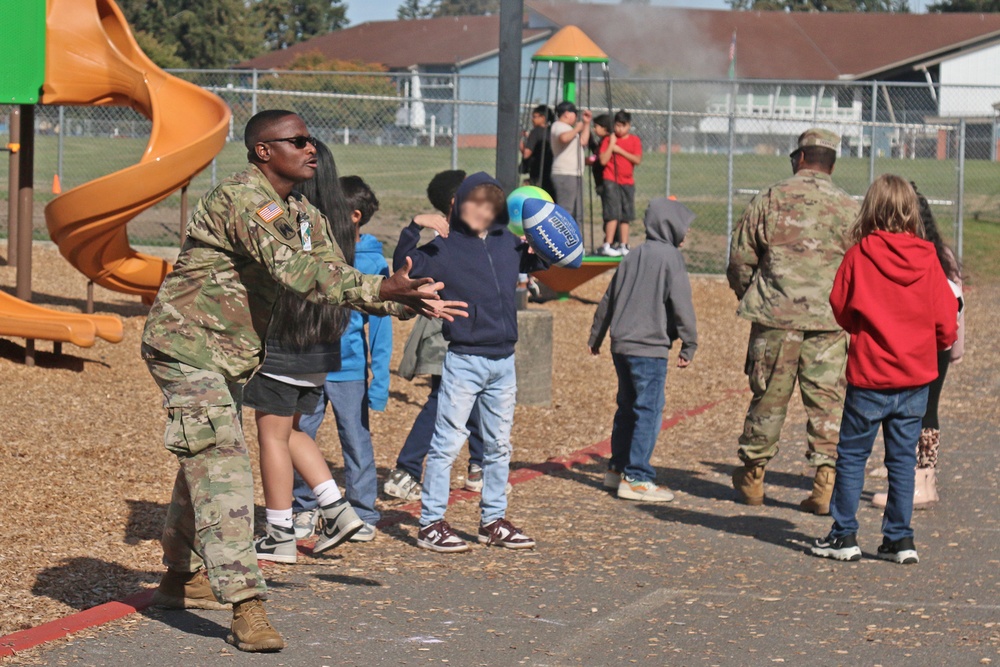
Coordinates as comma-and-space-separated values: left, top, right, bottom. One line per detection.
727, 169, 858, 331
142, 164, 405, 380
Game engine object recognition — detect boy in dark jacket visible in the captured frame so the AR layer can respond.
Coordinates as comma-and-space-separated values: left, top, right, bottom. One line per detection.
394, 172, 547, 552
589, 198, 698, 502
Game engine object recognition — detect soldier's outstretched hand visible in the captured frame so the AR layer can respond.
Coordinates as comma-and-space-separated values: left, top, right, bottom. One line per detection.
380, 257, 468, 321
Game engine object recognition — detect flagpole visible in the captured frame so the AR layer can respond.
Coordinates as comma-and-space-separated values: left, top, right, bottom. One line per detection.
725, 30, 737, 266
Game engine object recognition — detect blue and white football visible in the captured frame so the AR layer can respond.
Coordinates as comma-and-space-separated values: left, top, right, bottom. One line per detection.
521, 199, 584, 269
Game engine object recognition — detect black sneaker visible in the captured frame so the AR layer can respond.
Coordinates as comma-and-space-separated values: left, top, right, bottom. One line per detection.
876, 536, 919, 565
810, 534, 862, 561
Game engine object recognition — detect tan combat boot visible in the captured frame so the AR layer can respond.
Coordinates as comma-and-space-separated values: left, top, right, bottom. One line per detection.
151, 569, 230, 611
872, 467, 939, 509
800, 466, 835, 515
227, 598, 285, 652
732, 464, 765, 505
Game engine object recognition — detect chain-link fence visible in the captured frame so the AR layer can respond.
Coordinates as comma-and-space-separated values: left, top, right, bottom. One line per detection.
3, 71, 999, 274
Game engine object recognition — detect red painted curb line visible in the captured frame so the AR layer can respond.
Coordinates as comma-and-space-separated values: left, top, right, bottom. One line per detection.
0, 389, 745, 659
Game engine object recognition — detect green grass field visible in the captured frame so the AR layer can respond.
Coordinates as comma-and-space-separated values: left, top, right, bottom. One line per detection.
3, 136, 999, 276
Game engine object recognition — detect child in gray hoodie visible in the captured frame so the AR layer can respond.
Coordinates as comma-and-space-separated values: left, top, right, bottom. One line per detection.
589, 198, 698, 502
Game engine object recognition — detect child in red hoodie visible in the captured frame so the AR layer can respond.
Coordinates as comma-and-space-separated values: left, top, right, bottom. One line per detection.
810, 174, 957, 566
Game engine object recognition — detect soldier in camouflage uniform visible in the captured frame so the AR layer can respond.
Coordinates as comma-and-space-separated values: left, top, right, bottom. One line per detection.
727, 129, 858, 515
141, 110, 464, 653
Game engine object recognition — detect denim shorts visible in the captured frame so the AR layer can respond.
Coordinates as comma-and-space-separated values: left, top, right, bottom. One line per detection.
242, 373, 323, 417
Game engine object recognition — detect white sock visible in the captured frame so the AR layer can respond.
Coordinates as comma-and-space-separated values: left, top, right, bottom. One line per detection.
265, 508, 293, 529
313, 479, 343, 507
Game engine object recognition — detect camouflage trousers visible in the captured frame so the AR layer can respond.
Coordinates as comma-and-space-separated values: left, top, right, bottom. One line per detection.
737, 324, 847, 468
143, 345, 265, 604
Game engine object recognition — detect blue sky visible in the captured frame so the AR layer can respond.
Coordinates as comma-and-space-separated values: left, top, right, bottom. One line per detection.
347, 0, 731, 26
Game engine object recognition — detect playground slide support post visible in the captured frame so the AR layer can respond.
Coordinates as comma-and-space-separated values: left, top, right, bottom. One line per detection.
495, 0, 524, 194
16, 105, 35, 366
7, 108, 20, 267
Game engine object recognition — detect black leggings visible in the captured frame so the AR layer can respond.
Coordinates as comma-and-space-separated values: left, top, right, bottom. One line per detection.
923, 350, 950, 430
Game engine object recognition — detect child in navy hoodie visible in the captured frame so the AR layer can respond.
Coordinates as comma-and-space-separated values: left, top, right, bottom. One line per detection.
394, 172, 547, 553
810, 175, 957, 566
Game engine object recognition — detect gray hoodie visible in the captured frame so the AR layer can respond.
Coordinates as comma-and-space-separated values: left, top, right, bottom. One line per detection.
589, 198, 698, 361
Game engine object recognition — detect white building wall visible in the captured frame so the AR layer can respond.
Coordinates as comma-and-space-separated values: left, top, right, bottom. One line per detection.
938, 44, 1000, 117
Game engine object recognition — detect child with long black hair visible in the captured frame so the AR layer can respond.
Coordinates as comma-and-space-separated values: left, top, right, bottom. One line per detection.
245, 140, 365, 563
871, 183, 965, 510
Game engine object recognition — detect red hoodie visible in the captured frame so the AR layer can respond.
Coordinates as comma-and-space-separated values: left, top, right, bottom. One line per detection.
830, 230, 958, 390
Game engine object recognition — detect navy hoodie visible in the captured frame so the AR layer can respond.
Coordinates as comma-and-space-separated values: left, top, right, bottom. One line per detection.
394, 172, 547, 358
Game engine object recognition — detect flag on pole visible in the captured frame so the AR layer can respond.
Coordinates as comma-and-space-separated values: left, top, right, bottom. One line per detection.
728, 30, 737, 80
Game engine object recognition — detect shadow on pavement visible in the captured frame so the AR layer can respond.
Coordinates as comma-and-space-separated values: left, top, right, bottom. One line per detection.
31, 557, 159, 611
636, 504, 811, 553
141, 606, 230, 641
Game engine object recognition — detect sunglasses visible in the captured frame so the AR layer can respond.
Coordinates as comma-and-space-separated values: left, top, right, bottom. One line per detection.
260, 135, 318, 150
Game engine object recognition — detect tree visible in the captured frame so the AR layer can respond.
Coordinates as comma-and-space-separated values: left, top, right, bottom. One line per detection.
432, 0, 500, 16
256, 0, 349, 51
256, 53, 400, 129
928, 0, 1000, 10
397, 0, 438, 19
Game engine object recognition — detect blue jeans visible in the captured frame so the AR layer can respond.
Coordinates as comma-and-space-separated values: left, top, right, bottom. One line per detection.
830, 384, 929, 542
293, 380, 380, 525
420, 352, 516, 526
610, 353, 668, 482
395, 375, 485, 480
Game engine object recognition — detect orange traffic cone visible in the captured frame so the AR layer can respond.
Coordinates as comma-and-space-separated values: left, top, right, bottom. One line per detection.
52, 174, 62, 195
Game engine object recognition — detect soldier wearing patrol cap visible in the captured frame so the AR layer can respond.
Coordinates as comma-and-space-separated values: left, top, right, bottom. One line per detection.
727, 128, 858, 515
141, 110, 465, 653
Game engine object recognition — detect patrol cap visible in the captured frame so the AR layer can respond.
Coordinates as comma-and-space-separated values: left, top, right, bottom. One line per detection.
792, 128, 840, 155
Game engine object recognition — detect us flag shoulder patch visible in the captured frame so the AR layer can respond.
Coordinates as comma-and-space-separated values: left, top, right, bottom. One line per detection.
256, 201, 283, 223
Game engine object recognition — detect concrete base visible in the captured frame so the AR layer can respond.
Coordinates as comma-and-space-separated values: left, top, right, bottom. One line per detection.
515, 308, 553, 407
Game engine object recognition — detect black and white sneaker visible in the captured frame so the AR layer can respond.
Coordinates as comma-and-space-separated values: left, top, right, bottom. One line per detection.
479, 518, 535, 550
810, 534, 862, 561
314, 499, 364, 554
254, 523, 297, 564
876, 536, 919, 565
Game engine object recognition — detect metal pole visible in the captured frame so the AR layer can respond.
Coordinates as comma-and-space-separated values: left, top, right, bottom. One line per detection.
495, 0, 524, 194
451, 69, 460, 170
180, 185, 189, 248
57, 106, 65, 186
6, 108, 20, 266
725, 83, 736, 265
956, 118, 966, 263
868, 80, 878, 184
665, 80, 674, 197
251, 69, 259, 117
211, 157, 218, 187
16, 105, 34, 302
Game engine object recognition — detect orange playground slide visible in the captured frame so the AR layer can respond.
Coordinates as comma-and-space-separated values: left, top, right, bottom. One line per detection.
42, 0, 231, 300
0, 0, 230, 352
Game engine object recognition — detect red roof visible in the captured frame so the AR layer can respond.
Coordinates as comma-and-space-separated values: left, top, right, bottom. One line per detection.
241, 14, 549, 70
527, 1, 1000, 80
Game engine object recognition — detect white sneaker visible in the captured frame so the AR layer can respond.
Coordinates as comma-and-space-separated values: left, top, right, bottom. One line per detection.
384, 468, 422, 501
348, 523, 377, 542
617, 477, 674, 503
597, 243, 621, 257
619, 244, 630, 256
464, 464, 513, 494
603, 470, 622, 490
292, 509, 318, 540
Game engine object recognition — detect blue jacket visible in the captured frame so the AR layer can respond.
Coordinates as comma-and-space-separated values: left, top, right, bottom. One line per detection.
327, 234, 393, 411
394, 172, 547, 359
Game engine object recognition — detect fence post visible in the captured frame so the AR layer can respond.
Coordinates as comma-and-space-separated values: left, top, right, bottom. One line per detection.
251, 69, 259, 117
725, 82, 736, 265
664, 80, 673, 197
430, 115, 436, 148
57, 106, 65, 187
956, 118, 966, 263
868, 80, 878, 184
211, 157, 217, 187
451, 70, 460, 170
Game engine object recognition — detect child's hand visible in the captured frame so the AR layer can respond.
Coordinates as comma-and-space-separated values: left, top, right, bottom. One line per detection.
678, 357, 692, 369
589, 345, 600, 356
414, 213, 449, 238
582, 109, 593, 123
